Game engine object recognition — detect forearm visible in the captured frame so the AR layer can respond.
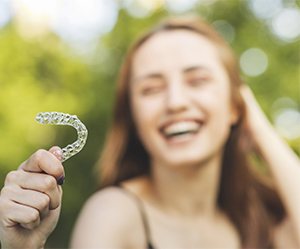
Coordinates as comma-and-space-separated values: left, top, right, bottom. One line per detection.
254, 123, 300, 241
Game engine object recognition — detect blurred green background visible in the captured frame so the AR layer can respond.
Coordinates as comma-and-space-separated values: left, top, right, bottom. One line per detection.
0, 0, 299, 248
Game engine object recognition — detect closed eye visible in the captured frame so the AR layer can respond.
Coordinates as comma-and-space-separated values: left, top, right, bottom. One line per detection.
184, 66, 213, 87
187, 76, 212, 87
134, 73, 165, 96
140, 85, 165, 96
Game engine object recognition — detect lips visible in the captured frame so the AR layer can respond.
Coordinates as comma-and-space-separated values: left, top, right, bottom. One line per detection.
159, 119, 204, 141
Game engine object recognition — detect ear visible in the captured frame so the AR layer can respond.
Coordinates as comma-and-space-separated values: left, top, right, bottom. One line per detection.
229, 103, 240, 126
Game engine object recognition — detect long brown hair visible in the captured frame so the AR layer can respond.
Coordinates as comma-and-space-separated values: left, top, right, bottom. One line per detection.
97, 16, 285, 248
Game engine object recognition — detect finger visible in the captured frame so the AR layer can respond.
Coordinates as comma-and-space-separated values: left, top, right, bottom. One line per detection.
239, 84, 251, 94
1, 185, 50, 218
21, 220, 40, 230
19, 149, 65, 183
1, 200, 40, 229
4, 171, 62, 210
49, 146, 63, 162
49, 146, 65, 185
240, 85, 258, 104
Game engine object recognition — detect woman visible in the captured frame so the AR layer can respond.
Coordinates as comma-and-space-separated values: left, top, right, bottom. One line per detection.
0, 17, 299, 249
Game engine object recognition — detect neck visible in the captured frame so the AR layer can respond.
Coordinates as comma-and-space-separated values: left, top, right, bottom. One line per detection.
150, 155, 223, 218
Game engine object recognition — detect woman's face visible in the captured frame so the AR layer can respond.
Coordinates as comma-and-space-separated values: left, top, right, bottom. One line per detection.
130, 30, 238, 168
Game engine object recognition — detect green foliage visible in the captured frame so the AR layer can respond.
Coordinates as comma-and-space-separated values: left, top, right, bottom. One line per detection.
0, 26, 93, 170
0, 1, 299, 248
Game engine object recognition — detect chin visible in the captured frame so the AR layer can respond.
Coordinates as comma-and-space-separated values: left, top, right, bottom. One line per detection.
159, 151, 215, 169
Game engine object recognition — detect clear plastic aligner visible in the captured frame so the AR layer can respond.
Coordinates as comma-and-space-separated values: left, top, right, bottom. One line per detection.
35, 112, 88, 162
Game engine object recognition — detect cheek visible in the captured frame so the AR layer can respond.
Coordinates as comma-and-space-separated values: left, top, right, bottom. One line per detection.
130, 95, 164, 157
130, 93, 163, 138
193, 84, 233, 124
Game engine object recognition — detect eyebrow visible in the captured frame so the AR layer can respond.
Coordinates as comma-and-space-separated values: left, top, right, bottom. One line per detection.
183, 65, 212, 73
133, 73, 164, 83
133, 65, 212, 83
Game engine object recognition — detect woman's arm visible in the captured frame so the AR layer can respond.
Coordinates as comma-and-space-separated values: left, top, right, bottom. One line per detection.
240, 86, 300, 244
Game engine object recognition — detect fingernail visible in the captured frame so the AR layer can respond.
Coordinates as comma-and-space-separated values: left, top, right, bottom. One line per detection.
57, 175, 65, 185
53, 149, 63, 161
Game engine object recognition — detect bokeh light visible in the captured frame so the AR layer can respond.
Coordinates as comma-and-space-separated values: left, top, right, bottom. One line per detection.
165, 0, 199, 13
12, 0, 60, 37
0, 0, 12, 28
274, 108, 300, 140
51, 0, 119, 44
10, 0, 119, 48
240, 48, 269, 77
212, 20, 235, 43
248, 0, 282, 19
271, 7, 300, 42
272, 97, 300, 140
122, 0, 164, 18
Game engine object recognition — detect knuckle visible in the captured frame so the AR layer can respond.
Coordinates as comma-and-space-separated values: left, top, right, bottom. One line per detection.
0, 187, 8, 198
32, 149, 48, 163
27, 209, 40, 223
25, 219, 41, 229
49, 192, 61, 210
43, 176, 57, 190
38, 195, 50, 210
4, 171, 19, 185
50, 198, 60, 210
0, 185, 15, 197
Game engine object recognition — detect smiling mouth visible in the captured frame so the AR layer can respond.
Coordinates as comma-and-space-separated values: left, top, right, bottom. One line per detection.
159, 120, 203, 143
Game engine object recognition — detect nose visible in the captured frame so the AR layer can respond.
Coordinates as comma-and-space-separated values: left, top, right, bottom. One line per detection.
165, 79, 188, 114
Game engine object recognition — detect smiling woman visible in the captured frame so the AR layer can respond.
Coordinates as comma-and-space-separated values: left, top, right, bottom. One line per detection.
0, 16, 300, 249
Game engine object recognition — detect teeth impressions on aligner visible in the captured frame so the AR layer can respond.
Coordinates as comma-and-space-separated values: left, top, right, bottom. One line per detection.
35, 112, 88, 162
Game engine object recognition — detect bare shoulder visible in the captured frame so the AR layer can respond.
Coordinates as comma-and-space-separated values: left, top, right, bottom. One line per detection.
70, 186, 146, 249
274, 217, 300, 248
83, 186, 138, 211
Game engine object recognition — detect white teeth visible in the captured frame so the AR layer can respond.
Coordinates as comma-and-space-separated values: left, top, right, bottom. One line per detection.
162, 121, 201, 137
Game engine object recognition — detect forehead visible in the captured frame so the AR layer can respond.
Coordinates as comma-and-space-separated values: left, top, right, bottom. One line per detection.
132, 30, 223, 77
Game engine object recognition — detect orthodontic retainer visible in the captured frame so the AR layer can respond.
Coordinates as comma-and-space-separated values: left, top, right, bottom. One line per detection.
35, 112, 88, 162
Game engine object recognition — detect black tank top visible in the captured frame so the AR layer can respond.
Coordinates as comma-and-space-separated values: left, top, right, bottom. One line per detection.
118, 187, 156, 249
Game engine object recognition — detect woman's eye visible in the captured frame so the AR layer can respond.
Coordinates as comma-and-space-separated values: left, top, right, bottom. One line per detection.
188, 77, 211, 87
140, 85, 164, 96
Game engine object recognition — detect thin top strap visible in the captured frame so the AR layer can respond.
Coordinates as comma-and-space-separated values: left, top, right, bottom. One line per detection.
117, 186, 155, 249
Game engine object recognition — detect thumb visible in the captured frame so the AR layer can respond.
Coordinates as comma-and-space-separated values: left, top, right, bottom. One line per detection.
49, 146, 65, 185
49, 146, 63, 162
